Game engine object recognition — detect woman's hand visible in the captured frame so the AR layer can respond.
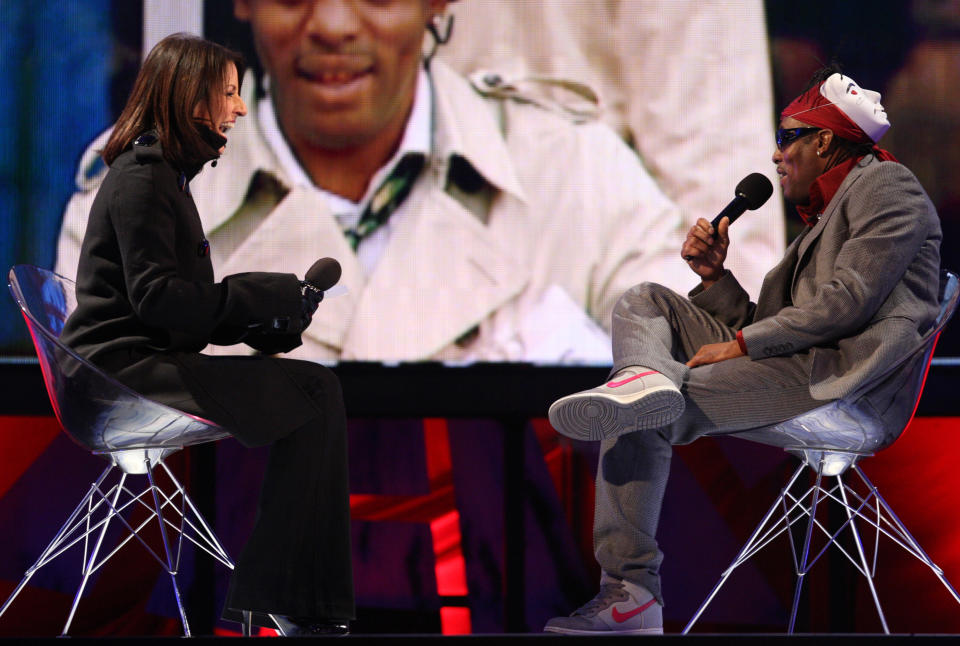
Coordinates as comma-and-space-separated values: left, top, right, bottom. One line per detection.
681, 216, 730, 289
300, 285, 323, 330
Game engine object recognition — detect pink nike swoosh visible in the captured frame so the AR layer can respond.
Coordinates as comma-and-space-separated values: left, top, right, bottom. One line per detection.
606, 371, 657, 388
611, 598, 658, 623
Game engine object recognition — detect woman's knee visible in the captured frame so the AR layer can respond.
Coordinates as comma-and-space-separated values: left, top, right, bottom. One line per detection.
277, 358, 344, 402
306, 364, 343, 402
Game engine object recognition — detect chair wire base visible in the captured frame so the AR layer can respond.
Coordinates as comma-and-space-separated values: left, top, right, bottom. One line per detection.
0, 454, 235, 636
683, 457, 960, 634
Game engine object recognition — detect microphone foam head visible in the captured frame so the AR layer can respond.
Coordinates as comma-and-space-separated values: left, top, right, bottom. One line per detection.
736, 173, 774, 210
305, 257, 342, 291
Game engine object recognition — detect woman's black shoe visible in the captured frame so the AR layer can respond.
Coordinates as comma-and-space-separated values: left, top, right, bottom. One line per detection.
272, 614, 350, 636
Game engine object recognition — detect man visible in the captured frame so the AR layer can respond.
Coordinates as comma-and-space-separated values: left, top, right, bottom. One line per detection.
56, 0, 686, 363
544, 67, 941, 634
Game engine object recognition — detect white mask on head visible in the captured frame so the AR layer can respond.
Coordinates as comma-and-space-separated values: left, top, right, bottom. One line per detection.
819, 73, 890, 143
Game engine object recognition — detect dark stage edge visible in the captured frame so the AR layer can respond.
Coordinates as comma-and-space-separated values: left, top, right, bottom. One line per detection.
3, 635, 958, 643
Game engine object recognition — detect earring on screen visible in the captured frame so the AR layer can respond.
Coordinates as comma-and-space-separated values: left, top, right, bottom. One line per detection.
424, 13, 455, 68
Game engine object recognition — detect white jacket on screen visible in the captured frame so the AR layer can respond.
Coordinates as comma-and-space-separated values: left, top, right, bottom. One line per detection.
57, 61, 690, 363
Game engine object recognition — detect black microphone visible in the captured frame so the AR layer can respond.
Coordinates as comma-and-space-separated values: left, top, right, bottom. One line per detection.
265, 258, 342, 333
303, 257, 342, 294
710, 173, 774, 229
683, 173, 774, 261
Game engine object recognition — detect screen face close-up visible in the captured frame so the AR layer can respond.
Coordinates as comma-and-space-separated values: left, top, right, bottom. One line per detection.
2, 0, 958, 364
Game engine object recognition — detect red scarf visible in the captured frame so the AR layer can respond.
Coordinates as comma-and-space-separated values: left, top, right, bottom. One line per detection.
795, 157, 858, 226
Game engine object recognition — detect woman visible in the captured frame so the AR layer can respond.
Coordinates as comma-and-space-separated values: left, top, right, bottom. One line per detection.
60, 34, 353, 635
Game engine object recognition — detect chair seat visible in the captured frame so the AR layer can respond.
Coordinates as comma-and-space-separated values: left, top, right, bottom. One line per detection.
7, 265, 232, 474
94, 397, 229, 448
724, 398, 889, 475
727, 397, 886, 454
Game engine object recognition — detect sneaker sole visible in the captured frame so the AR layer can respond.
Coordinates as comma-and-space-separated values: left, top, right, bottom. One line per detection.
548, 386, 685, 441
543, 625, 664, 635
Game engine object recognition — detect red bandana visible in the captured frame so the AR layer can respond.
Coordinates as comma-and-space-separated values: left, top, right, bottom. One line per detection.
783, 84, 871, 143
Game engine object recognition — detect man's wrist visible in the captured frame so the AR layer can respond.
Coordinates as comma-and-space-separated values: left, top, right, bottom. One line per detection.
735, 330, 748, 356
699, 268, 726, 291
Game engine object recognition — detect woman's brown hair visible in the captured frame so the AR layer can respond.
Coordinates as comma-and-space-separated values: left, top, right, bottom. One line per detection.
102, 33, 244, 169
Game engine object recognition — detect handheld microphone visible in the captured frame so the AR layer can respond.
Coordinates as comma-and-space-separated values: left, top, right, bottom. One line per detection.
263, 258, 343, 333
710, 173, 774, 229
303, 257, 342, 294
683, 173, 774, 261
288, 257, 341, 327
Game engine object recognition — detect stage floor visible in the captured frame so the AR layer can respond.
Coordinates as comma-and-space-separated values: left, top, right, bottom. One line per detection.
2, 634, 957, 644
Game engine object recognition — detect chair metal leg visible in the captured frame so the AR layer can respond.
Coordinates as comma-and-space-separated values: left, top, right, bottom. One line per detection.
158, 460, 234, 569
145, 457, 191, 637
871, 495, 881, 577
0, 453, 237, 636
788, 466, 823, 634
687, 448, 960, 633
63, 472, 127, 636
0, 464, 116, 623
837, 474, 889, 633
854, 465, 960, 607
683, 461, 807, 633
174, 476, 187, 575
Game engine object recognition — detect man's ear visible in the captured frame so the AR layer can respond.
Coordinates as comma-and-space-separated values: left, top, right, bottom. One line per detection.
817, 129, 835, 154
234, 0, 251, 22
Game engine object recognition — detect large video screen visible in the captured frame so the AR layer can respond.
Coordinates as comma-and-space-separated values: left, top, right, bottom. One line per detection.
3, 0, 957, 362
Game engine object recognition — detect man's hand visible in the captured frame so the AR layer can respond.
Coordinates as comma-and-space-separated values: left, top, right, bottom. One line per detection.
686, 339, 744, 368
681, 217, 730, 288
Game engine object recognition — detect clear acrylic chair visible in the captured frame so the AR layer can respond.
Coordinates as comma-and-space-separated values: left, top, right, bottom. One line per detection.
684, 270, 960, 634
2, 264, 235, 636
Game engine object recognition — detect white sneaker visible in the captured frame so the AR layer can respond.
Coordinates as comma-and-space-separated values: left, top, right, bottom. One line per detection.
548, 366, 684, 441
544, 576, 663, 635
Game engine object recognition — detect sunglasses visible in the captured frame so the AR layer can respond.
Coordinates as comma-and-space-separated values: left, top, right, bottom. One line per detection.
776, 127, 821, 151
